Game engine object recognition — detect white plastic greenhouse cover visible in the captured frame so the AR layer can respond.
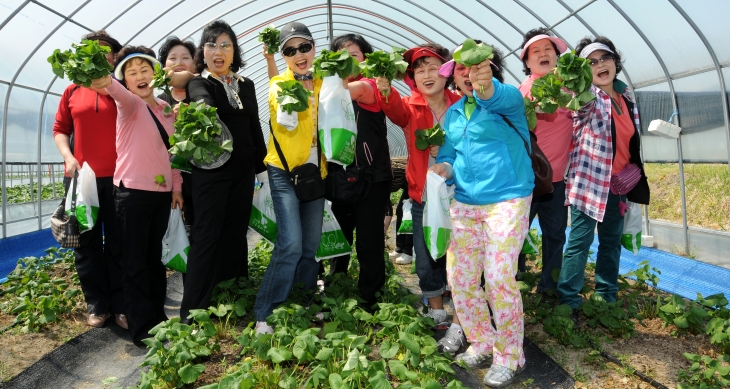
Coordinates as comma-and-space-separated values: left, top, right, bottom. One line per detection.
0, 0, 729, 265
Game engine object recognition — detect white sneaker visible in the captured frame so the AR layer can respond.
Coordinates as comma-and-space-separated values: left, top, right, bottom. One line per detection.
483, 363, 520, 388
395, 253, 413, 264
455, 345, 492, 368
438, 324, 466, 356
422, 308, 449, 329
255, 321, 274, 335
388, 251, 401, 260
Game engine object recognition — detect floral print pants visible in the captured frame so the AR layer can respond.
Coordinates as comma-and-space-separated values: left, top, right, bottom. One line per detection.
446, 196, 531, 370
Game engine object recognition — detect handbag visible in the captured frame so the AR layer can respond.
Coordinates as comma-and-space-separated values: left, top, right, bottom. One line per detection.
272, 132, 325, 202
502, 115, 554, 196
610, 163, 641, 195
50, 172, 81, 248
324, 161, 371, 206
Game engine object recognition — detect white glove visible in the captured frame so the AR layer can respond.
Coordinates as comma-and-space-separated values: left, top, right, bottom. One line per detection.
277, 106, 298, 130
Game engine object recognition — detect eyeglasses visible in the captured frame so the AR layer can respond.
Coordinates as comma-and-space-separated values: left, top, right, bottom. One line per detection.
588, 54, 615, 67
282, 42, 313, 57
204, 41, 233, 52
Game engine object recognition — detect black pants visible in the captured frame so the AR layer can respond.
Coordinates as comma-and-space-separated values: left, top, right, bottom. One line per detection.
73, 177, 125, 315
181, 172, 194, 232
179, 168, 254, 321
114, 183, 170, 344
394, 190, 413, 256
330, 180, 390, 307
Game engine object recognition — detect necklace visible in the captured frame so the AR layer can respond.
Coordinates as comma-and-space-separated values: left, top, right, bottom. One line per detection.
429, 96, 448, 123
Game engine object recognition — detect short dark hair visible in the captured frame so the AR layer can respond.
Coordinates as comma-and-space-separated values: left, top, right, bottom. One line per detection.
115, 46, 156, 88
158, 36, 196, 65
194, 20, 244, 74
520, 27, 560, 76
449, 40, 505, 89
575, 36, 623, 79
409, 43, 453, 90
82, 29, 122, 54
330, 34, 373, 55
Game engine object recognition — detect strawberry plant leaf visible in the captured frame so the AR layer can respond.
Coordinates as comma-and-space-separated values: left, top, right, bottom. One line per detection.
258, 25, 280, 55
177, 363, 205, 384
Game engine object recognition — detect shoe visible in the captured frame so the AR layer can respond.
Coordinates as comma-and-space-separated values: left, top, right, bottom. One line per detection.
455, 345, 492, 368
388, 250, 402, 260
255, 321, 274, 335
87, 313, 110, 328
422, 308, 449, 330
483, 364, 520, 388
438, 325, 466, 356
114, 314, 129, 330
395, 253, 413, 264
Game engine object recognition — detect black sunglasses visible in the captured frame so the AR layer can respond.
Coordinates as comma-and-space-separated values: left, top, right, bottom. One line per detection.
282, 42, 313, 57
588, 54, 615, 67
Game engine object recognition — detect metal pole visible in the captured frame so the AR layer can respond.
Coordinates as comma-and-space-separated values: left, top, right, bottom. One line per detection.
327, 0, 334, 42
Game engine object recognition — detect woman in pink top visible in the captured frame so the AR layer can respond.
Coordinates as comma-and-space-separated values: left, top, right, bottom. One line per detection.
92, 46, 183, 346
516, 28, 572, 294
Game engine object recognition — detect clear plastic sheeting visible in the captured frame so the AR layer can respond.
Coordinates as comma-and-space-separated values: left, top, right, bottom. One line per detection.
0, 0, 727, 257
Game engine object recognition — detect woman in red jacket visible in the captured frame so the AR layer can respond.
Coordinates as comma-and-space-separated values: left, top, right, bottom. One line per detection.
375, 44, 460, 327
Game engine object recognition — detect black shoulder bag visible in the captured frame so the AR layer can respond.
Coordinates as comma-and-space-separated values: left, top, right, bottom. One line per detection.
501, 115, 554, 196
272, 132, 325, 202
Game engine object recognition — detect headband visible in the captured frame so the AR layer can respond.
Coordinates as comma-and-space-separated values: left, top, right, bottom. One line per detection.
519, 34, 568, 60
579, 42, 614, 59
114, 53, 160, 80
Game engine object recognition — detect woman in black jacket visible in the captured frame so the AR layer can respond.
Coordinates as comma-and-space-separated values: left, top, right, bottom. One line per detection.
179, 20, 267, 321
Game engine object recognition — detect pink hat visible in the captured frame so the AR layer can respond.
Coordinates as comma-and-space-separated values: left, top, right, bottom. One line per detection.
519, 34, 568, 60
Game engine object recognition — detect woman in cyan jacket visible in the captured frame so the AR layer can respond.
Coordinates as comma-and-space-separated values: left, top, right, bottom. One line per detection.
432, 44, 533, 388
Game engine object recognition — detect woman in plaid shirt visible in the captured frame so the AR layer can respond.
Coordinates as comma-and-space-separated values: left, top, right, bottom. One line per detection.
557, 37, 650, 323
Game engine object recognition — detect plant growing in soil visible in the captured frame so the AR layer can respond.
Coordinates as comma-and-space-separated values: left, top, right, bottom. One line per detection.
658, 294, 709, 335
677, 353, 730, 389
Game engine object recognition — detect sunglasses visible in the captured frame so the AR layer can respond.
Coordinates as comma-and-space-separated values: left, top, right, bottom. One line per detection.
282, 42, 313, 57
588, 54, 615, 67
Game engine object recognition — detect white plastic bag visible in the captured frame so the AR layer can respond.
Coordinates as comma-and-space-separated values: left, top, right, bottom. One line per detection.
161, 208, 190, 272
423, 172, 454, 260
64, 162, 99, 233
249, 177, 277, 244
621, 201, 642, 254
318, 75, 357, 166
277, 105, 298, 130
315, 201, 352, 261
398, 201, 413, 234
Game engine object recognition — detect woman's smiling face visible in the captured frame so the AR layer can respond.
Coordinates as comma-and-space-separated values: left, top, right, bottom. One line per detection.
588, 50, 616, 88
283, 37, 315, 75
123, 58, 154, 99
525, 38, 557, 77
166, 44, 194, 73
413, 57, 446, 97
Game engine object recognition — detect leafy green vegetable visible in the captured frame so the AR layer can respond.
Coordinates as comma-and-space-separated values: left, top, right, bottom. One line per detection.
523, 51, 595, 130
311, 49, 360, 79
359, 49, 408, 103
258, 24, 280, 55
47, 39, 114, 87
414, 123, 445, 151
453, 38, 494, 94
150, 63, 172, 96
392, 46, 406, 57
169, 101, 233, 165
276, 80, 312, 114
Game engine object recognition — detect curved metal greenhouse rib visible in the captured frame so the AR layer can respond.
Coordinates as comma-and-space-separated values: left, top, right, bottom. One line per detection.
0, 0, 726, 268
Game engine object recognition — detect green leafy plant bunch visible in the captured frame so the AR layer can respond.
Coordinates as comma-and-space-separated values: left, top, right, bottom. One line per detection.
677, 353, 730, 389
524, 51, 594, 130
258, 24, 280, 55
453, 38, 494, 94
359, 47, 408, 103
276, 80, 313, 114
0, 248, 81, 332
150, 63, 172, 96
311, 49, 361, 79
169, 101, 233, 165
48, 39, 114, 87
414, 123, 446, 151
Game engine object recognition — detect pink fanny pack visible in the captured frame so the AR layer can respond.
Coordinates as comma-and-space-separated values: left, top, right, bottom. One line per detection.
610, 163, 641, 195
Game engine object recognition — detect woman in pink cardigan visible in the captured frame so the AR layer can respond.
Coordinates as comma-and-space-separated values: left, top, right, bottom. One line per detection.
92, 46, 183, 346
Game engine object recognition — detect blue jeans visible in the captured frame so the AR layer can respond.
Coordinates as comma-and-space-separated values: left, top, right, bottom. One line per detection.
411, 200, 447, 298
254, 165, 324, 322
557, 193, 625, 309
518, 181, 569, 292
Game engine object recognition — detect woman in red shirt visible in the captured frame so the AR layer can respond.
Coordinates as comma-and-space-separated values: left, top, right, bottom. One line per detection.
375, 44, 461, 327
52, 30, 127, 330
